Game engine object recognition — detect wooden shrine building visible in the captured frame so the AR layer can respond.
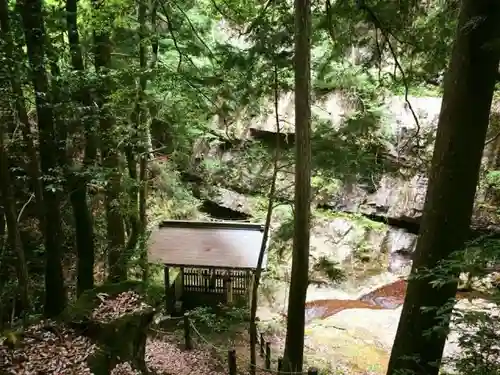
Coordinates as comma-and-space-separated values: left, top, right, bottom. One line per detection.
148, 220, 267, 312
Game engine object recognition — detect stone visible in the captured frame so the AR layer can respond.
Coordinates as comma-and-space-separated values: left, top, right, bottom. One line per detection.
62, 281, 157, 375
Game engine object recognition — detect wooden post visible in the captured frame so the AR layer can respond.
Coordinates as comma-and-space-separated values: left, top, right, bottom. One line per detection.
164, 266, 170, 313
228, 349, 237, 375
224, 271, 233, 305
247, 271, 254, 307
179, 267, 184, 300
259, 333, 264, 357
174, 268, 183, 303
278, 357, 283, 373
308, 368, 318, 375
203, 269, 209, 292
265, 342, 271, 369
183, 313, 192, 350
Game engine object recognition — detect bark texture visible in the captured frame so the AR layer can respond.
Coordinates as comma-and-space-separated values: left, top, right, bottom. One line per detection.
93, 1, 127, 282
282, 0, 312, 371
386, 2, 500, 374
66, 0, 96, 296
20, 0, 67, 317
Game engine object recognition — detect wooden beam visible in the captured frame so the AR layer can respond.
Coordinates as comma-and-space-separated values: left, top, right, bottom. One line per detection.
158, 263, 260, 272
224, 270, 233, 305
164, 266, 170, 313
158, 219, 264, 231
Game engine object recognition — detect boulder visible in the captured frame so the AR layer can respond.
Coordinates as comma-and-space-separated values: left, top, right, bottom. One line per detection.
62, 281, 157, 375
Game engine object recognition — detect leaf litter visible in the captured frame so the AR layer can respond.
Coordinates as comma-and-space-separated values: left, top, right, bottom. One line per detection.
1, 291, 231, 375
110, 362, 141, 375
92, 291, 150, 322
0, 320, 97, 375
145, 336, 226, 375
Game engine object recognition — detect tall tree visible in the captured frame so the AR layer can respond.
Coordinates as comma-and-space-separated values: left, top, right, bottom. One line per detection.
66, 0, 96, 296
386, 1, 500, 375
0, 0, 45, 233
282, 0, 312, 371
124, 0, 148, 273
249, 61, 281, 375
130, 0, 158, 281
93, 0, 127, 282
19, 0, 67, 316
0, 92, 29, 313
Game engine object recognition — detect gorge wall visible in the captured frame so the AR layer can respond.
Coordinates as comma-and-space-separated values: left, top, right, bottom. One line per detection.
181, 91, 500, 290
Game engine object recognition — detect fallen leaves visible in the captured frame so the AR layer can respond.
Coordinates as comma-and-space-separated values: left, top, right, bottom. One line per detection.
92, 291, 150, 322
0, 290, 241, 375
0, 321, 96, 375
111, 362, 142, 375
146, 336, 226, 375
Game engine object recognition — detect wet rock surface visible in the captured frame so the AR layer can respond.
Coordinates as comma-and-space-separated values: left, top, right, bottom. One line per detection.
264, 278, 498, 374
302, 279, 497, 322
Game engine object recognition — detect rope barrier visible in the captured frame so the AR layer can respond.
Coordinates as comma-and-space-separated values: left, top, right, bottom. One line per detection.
189, 320, 230, 355
188, 320, 232, 371
187, 318, 310, 374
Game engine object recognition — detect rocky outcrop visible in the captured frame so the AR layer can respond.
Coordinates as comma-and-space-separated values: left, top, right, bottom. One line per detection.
196, 92, 500, 230
186, 92, 500, 286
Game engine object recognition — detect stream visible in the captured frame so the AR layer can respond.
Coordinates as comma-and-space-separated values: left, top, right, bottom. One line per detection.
304, 280, 407, 323
303, 280, 490, 324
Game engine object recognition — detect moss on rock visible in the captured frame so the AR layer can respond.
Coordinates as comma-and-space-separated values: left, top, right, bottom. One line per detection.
63, 281, 157, 375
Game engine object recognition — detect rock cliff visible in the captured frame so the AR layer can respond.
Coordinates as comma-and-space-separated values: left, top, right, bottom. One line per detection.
186, 92, 500, 280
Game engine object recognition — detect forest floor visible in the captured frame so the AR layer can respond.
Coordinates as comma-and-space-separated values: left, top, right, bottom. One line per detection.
4, 283, 494, 375
145, 319, 389, 375
146, 333, 226, 375
146, 321, 272, 375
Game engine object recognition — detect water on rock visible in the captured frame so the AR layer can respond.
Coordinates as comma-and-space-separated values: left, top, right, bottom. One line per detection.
303, 279, 493, 323
304, 280, 407, 323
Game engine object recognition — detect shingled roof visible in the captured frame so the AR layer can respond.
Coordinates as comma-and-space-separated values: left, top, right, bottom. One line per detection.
148, 220, 267, 270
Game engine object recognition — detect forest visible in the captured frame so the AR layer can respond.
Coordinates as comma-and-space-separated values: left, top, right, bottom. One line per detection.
1, 0, 500, 374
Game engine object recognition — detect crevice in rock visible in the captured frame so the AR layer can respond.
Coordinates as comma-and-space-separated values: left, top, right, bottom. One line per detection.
180, 170, 292, 205
249, 128, 295, 148
319, 204, 500, 241
179, 171, 500, 240
199, 200, 252, 220
359, 213, 420, 234
179, 171, 204, 184
318, 204, 420, 234
216, 138, 247, 152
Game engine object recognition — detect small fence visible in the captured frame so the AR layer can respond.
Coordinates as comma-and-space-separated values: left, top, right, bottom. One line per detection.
181, 313, 319, 375
183, 268, 251, 295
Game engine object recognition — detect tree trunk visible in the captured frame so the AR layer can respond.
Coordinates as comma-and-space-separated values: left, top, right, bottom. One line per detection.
0, 196, 5, 254
93, 3, 127, 282
249, 62, 281, 375
139, 153, 148, 281
66, 0, 96, 296
282, 0, 312, 371
0, 0, 45, 233
132, 0, 158, 281
137, 0, 150, 281
67, 0, 97, 164
386, 2, 500, 375
139, 1, 159, 282
125, 146, 140, 257
0, 96, 29, 314
19, 0, 67, 317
